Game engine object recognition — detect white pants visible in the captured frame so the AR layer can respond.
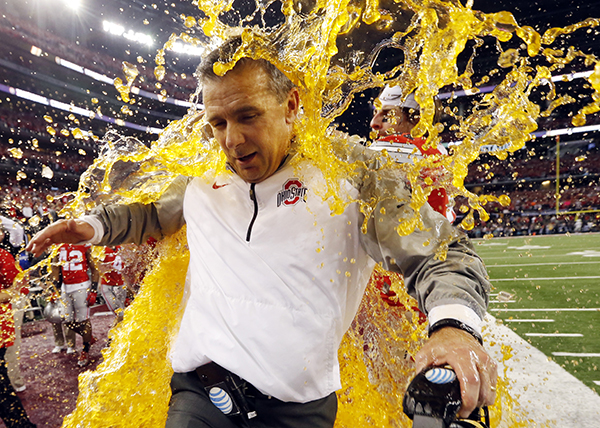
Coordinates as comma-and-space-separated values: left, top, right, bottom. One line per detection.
62, 288, 90, 323
100, 283, 127, 314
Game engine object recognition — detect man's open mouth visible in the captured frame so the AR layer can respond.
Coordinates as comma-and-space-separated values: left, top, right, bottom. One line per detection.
237, 153, 256, 164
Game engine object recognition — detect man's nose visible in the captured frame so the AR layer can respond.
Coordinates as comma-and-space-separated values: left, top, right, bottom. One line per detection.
370, 111, 383, 130
225, 125, 244, 149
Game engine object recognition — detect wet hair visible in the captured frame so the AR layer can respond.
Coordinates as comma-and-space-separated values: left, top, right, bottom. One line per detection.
196, 36, 295, 103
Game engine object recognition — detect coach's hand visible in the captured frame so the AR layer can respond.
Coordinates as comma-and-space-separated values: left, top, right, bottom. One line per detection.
26, 219, 95, 258
414, 326, 497, 418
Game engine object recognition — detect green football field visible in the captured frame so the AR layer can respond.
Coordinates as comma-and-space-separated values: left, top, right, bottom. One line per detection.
473, 233, 600, 394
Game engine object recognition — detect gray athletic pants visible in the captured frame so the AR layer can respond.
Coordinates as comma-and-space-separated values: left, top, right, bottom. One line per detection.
166, 371, 337, 428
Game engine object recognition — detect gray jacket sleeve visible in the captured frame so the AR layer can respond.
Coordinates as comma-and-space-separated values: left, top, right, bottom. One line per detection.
353, 143, 491, 320
91, 175, 189, 246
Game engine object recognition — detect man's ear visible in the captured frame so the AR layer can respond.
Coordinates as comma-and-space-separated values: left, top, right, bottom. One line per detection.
285, 87, 300, 124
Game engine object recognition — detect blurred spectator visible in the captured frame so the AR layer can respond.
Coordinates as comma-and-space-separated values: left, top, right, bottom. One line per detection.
0, 244, 36, 427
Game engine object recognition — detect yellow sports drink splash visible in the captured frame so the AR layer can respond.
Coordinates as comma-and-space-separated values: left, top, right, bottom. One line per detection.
56, 0, 599, 426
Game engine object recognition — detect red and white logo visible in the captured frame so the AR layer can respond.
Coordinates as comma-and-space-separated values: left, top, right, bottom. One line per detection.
277, 179, 308, 207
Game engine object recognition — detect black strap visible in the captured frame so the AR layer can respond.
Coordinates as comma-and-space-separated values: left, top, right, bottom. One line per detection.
428, 318, 483, 345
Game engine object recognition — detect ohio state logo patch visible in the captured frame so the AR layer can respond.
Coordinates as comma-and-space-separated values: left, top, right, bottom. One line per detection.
277, 179, 308, 207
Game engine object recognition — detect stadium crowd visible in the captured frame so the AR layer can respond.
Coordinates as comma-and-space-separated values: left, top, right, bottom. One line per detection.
0, 13, 197, 101
0, 144, 93, 177
2, 164, 599, 246
465, 151, 600, 184
1, 182, 66, 227
458, 147, 600, 238
464, 211, 600, 239
457, 183, 600, 239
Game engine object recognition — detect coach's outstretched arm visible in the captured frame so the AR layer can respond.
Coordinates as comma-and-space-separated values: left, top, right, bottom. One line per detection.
27, 176, 189, 259
27, 219, 95, 258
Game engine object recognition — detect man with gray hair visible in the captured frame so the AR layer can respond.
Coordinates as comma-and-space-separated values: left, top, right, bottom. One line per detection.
28, 38, 496, 427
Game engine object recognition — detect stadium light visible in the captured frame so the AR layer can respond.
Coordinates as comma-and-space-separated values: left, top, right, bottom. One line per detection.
52, 54, 196, 107
103, 20, 125, 36
550, 70, 593, 83
30, 46, 43, 57
0, 82, 163, 134
102, 20, 154, 47
440, 69, 595, 100
169, 41, 205, 56
65, 0, 81, 12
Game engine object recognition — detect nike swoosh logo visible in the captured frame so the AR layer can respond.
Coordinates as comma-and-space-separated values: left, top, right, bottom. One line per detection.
212, 183, 229, 189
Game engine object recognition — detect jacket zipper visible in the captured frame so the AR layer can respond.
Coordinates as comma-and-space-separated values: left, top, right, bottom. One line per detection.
246, 183, 258, 242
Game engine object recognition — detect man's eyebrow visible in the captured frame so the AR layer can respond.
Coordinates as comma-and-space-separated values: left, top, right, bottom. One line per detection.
233, 105, 262, 116
206, 112, 222, 124
206, 105, 262, 123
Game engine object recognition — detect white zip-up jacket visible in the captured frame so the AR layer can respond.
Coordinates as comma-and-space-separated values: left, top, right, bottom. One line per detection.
85, 149, 490, 403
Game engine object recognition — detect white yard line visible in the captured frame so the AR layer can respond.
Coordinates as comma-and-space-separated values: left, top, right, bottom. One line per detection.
93, 312, 114, 317
491, 276, 600, 281
487, 261, 600, 267
504, 319, 555, 322
525, 333, 583, 337
491, 307, 600, 312
594, 381, 600, 386
483, 315, 600, 427
474, 232, 600, 242
552, 352, 600, 357
479, 255, 599, 260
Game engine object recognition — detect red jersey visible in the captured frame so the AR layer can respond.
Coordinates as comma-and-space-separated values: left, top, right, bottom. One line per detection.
58, 244, 92, 285
1, 248, 19, 348
370, 135, 454, 317
100, 246, 125, 286
374, 134, 455, 221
